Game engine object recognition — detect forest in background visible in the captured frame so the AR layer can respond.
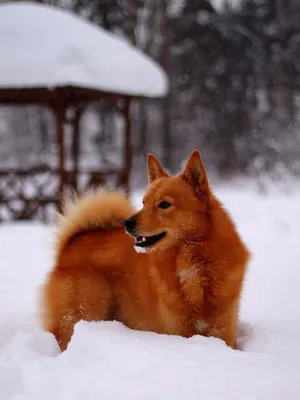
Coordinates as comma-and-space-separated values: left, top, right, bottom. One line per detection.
0, 0, 300, 187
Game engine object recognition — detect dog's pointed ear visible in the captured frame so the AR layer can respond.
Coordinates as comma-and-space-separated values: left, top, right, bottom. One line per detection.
181, 150, 208, 192
147, 154, 169, 184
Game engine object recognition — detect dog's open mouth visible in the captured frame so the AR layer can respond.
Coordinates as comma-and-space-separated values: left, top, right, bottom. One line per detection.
134, 232, 166, 248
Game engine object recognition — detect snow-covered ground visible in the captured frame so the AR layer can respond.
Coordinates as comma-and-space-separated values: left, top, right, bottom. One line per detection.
0, 186, 300, 399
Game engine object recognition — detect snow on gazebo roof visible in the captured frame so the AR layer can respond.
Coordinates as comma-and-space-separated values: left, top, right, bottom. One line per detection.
0, 2, 168, 98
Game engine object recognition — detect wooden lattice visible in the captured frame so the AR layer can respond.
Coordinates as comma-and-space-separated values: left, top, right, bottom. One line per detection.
0, 167, 124, 222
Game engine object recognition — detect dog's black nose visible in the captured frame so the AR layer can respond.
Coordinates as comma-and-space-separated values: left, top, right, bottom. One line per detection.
123, 217, 137, 234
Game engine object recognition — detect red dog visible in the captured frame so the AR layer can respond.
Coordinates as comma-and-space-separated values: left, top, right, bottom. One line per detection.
41, 150, 250, 350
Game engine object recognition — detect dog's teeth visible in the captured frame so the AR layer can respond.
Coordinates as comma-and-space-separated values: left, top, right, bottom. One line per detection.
142, 237, 146, 242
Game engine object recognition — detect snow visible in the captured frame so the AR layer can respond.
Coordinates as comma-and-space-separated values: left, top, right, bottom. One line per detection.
1, 186, 300, 399
0, 2, 168, 97
212, 0, 241, 10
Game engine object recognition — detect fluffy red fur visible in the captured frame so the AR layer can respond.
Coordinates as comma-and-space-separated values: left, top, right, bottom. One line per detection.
41, 150, 250, 351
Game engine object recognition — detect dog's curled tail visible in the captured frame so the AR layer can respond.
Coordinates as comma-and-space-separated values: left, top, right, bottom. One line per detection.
56, 190, 134, 256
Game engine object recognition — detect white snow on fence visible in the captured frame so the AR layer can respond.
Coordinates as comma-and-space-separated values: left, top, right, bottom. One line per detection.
0, 2, 168, 97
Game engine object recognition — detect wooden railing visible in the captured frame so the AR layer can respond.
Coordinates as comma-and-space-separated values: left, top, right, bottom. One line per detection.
0, 167, 125, 222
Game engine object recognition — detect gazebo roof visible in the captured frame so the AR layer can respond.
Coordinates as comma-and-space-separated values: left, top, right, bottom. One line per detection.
0, 1, 168, 98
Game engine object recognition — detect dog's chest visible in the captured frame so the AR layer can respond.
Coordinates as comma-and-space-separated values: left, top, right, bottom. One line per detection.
177, 262, 207, 305
149, 262, 209, 335
149, 264, 182, 334
176, 260, 213, 336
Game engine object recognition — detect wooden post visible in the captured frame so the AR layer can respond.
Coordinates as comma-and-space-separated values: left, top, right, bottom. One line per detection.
54, 104, 68, 211
121, 99, 132, 194
71, 105, 83, 193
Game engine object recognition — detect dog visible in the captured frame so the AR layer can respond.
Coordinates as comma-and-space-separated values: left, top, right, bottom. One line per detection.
41, 150, 250, 351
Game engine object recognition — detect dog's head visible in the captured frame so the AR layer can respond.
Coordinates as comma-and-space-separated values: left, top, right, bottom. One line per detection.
124, 150, 212, 251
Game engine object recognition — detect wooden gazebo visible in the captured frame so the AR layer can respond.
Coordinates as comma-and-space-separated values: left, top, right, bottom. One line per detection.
0, 2, 168, 221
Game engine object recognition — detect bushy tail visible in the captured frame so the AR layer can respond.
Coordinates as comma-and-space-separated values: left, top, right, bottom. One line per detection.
56, 190, 134, 257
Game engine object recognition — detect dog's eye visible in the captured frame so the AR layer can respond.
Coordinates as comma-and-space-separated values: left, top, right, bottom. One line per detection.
158, 201, 171, 209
